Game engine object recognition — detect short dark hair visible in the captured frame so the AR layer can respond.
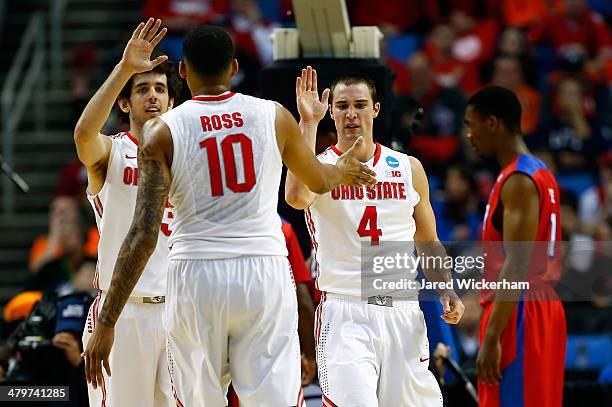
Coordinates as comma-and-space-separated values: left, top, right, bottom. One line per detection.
467, 86, 522, 133
330, 73, 378, 104
183, 25, 234, 77
117, 60, 181, 122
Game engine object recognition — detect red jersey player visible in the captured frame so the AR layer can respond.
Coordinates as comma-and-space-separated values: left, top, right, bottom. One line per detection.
464, 86, 566, 407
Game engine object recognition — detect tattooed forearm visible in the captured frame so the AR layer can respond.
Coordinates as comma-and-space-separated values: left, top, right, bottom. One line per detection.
98, 146, 170, 327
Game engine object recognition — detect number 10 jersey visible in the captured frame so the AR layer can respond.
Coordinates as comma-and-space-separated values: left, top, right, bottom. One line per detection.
159, 92, 287, 260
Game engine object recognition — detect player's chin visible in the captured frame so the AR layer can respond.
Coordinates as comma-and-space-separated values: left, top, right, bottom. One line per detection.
343, 129, 362, 140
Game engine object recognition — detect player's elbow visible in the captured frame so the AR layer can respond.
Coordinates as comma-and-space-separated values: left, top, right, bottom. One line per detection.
73, 121, 93, 142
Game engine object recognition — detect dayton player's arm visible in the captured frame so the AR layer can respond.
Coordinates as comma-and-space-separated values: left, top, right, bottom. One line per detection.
82, 117, 172, 389
275, 104, 376, 194
411, 156, 464, 325
477, 173, 539, 385
285, 66, 330, 208
73, 18, 168, 194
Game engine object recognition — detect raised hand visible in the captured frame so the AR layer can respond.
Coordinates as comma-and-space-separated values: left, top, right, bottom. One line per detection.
336, 137, 377, 187
296, 66, 330, 123
120, 18, 168, 75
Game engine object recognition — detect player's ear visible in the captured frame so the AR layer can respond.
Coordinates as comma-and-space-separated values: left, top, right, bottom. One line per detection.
487, 115, 498, 130
178, 61, 187, 79
373, 102, 381, 118
117, 98, 130, 114
168, 97, 175, 110
230, 59, 239, 76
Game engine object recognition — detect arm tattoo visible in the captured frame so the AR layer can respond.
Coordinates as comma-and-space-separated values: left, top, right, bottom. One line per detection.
98, 144, 170, 326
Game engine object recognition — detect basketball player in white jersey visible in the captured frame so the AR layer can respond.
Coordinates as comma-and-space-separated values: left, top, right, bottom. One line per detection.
82, 24, 377, 406
75, 19, 177, 406
285, 67, 466, 406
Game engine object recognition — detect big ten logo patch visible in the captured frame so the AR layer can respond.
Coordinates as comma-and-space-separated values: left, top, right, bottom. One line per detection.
385, 170, 401, 178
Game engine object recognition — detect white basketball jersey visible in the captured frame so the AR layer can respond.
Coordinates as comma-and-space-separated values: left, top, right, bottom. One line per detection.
159, 92, 286, 260
306, 144, 420, 297
87, 132, 172, 297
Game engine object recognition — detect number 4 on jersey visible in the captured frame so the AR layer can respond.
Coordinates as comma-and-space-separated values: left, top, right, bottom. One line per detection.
357, 206, 382, 245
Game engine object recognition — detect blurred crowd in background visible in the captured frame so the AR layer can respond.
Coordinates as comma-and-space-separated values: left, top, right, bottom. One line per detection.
0, 0, 611, 405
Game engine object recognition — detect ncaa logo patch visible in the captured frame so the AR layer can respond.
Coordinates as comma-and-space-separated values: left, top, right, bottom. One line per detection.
386, 156, 399, 168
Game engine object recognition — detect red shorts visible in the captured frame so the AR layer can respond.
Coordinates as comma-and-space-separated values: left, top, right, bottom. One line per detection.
478, 296, 566, 407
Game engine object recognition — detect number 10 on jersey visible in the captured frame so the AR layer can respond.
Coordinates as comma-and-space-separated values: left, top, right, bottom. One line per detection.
200, 134, 257, 196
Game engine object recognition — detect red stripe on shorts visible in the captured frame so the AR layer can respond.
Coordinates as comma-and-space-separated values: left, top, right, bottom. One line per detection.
322, 393, 338, 407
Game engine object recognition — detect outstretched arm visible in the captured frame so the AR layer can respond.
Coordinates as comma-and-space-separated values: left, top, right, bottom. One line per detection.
412, 156, 464, 325
74, 18, 168, 192
276, 104, 376, 195
82, 117, 172, 389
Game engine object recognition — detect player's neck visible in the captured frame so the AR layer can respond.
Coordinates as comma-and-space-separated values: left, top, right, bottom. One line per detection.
190, 84, 231, 97
496, 136, 529, 168
127, 120, 142, 143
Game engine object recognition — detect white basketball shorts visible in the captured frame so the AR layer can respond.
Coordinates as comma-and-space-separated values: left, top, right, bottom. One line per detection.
82, 291, 173, 407
315, 293, 443, 407
165, 256, 305, 407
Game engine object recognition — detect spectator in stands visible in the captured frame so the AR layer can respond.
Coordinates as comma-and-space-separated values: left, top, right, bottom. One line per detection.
142, 0, 230, 61
499, 0, 563, 28
491, 28, 539, 88
27, 210, 96, 295
529, 77, 609, 193
424, 0, 499, 25
490, 55, 542, 135
224, 0, 279, 67
578, 152, 612, 238
54, 159, 88, 207
3, 292, 92, 406
431, 165, 482, 242
528, 0, 612, 84
447, 10, 499, 68
403, 52, 466, 174
29, 196, 97, 273
422, 24, 480, 94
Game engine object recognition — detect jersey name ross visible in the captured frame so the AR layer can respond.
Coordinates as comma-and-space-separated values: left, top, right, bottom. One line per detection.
200, 112, 244, 132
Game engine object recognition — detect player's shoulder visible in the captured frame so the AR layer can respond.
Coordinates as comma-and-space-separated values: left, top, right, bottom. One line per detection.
108, 131, 135, 145
316, 147, 336, 163
378, 143, 417, 169
107, 132, 136, 156
512, 154, 548, 178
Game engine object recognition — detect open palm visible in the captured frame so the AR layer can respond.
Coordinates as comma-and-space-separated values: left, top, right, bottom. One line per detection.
296, 66, 330, 123
121, 18, 168, 74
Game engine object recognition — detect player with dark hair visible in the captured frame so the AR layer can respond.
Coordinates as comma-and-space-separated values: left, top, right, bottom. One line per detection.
464, 86, 566, 407
82, 23, 376, 406
74, 18, 180, 406
286, 67, 464, 406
